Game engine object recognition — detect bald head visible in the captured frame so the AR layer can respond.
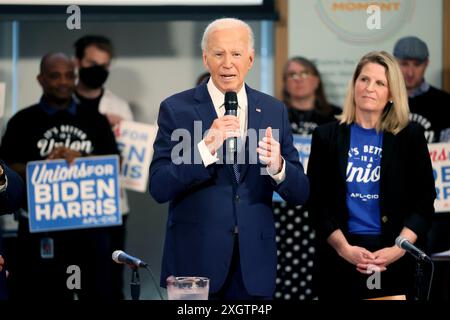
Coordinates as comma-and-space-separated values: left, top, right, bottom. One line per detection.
39, 52, 73, 74
38, 52, 75, 109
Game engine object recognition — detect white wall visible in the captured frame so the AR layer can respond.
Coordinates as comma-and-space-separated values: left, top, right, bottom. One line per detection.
288, 0, 443, 106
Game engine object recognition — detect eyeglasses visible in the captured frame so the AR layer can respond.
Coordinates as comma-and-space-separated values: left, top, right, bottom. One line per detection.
287, 71, 313, 80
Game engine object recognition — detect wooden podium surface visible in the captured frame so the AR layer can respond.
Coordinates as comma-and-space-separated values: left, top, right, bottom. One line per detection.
366, 295, 406, 300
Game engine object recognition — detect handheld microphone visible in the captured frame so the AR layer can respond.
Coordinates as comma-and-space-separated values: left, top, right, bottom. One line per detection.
112, 250, 148, 268
395, 236, 431, 262
224, 91, 238, 156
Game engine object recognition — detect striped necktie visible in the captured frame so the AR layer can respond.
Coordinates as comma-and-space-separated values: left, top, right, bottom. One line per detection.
233, 163, 240, 183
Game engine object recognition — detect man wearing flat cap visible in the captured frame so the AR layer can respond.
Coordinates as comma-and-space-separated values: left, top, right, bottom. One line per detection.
393, 36, 450, 143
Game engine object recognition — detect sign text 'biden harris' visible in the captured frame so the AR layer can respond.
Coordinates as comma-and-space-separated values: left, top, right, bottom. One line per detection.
26, 155, 121, 233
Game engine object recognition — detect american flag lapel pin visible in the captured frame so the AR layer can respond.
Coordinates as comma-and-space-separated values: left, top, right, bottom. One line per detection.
256, 107, 261, 113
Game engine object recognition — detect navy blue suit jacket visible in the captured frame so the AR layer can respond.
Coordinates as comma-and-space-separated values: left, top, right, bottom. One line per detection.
149, 83, 309, 296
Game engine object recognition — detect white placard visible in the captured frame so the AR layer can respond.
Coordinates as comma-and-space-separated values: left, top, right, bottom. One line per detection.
116, 121, 157, 193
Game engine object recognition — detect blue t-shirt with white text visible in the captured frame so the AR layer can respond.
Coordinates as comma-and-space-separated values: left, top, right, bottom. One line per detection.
346, 124, 383, 234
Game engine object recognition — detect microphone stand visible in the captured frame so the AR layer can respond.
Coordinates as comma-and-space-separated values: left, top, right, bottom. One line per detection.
130, 266, 141, 301
413, 260, 425, 301
413, 257, 434, 301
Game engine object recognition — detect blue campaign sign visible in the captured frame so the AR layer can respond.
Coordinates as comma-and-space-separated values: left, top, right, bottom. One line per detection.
26, 155, 122, 233
273, 134, 312, 203
429, 143, 450, 212
292, 134, 312, 169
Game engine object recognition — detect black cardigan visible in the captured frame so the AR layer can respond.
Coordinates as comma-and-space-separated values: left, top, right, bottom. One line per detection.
307, 121, 436, 247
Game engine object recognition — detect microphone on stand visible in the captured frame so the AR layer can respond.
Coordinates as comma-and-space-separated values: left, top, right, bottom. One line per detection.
395, 236, 431, 262
112, 250, 164, 300
112, 250, 148, 268
395, 237, 434, 301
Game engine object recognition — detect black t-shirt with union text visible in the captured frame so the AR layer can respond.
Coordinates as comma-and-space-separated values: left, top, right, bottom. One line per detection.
0, 101, 119, 168
408, 86, 450, 143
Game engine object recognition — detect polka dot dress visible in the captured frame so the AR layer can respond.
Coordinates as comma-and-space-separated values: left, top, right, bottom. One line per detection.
273, 105, 340, 300
273, 197, 316, 300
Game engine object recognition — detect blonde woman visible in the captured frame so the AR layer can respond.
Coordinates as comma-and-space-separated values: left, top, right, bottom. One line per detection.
307, 51, 436, 300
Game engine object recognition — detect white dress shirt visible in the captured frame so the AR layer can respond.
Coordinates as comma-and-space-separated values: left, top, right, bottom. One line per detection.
197, 79, 286, 184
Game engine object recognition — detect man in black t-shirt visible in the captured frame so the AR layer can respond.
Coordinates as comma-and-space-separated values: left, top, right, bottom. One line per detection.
0, 54, 119, 172
0, 52, 119, 300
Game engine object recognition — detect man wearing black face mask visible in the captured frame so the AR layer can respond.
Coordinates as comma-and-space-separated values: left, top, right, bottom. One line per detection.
74, 35, 133, 127
74, 35, 133, 300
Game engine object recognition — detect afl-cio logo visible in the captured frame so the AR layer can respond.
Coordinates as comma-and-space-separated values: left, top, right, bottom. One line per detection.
315, 0, 415, 44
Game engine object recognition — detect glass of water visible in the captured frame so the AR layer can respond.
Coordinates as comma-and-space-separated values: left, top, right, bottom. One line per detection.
166, 276, 210, 300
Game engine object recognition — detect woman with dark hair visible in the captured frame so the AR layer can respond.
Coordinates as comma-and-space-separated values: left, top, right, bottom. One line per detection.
274, 57, 340, 300
283, 56, 341, 135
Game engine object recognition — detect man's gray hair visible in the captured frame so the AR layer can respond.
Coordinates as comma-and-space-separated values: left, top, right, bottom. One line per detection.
201, 18, 254, 52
